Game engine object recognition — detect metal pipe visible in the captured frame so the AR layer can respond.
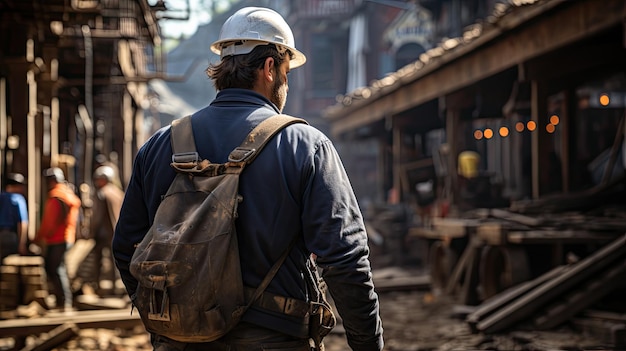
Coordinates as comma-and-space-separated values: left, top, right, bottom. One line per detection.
122, 91, 133, 186
82, 25, 94, 185
26, 70, 38, 244
78, 105, 94, 186
51, 97, 59, 166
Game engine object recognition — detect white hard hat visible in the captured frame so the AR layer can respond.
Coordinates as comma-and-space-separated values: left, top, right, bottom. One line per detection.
44, 167, 65, 182
210, 7, 306, 69
93, 165, 115, 182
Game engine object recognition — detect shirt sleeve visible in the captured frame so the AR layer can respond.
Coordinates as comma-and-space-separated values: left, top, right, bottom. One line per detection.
112, 126, 176, 298
15, 195, 28, 224
112, 151, 150, 297
301, 139, 384, 351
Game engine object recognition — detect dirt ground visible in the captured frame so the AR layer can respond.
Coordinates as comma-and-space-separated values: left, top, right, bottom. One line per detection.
0, 268, 615, 351
324, 288, 611, 351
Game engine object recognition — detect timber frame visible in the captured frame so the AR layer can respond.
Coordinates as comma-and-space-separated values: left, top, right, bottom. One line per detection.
324, 0, 626, 205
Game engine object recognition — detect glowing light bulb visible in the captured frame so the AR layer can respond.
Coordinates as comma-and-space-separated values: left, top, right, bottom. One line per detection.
550, 115, 560, 125
599, 94, 610, 106
484, 128, 494, 139
499, 126, 509, 137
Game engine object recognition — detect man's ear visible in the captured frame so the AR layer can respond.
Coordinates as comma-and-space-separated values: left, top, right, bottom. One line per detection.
263, 57, 275, 82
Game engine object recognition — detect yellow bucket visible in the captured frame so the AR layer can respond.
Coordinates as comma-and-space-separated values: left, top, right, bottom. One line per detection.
458, 151, 480, 178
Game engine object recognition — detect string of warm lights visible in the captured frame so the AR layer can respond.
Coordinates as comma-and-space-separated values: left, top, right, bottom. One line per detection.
473, 92, 616, 140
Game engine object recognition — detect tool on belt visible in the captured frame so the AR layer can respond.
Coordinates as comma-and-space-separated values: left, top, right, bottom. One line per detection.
306, 258, 336, 351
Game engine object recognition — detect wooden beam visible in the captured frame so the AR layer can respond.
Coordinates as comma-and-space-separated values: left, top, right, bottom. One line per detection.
21, 322, 79, 351
530, 80, 551, 199
466, 265, 569, 333
0, 309, 142, 338
476, 235, 626, 333
533, 259, 626, 330
445, 107, 460, 206
506, 230, 618, 245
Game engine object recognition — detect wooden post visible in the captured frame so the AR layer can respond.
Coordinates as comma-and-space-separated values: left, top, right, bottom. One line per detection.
446, 106, 460, 207
392, 121, 402, 203
530, 80, 549, 199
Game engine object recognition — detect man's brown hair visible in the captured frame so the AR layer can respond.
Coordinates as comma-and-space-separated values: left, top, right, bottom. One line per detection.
207, 44, 289, 91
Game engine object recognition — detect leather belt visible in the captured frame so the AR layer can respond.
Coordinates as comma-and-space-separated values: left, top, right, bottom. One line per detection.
244, 287, 310, 319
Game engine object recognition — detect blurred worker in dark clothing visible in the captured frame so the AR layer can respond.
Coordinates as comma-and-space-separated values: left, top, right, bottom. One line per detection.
0, 173, 29, 260
88, 165, 124, 294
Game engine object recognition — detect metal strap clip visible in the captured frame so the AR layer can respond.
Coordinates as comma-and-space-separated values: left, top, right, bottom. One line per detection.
228, 147, 256, 162
172, 152, 199, 163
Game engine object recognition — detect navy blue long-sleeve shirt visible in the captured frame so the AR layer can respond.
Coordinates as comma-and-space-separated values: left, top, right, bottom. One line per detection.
112, 89, 383, 350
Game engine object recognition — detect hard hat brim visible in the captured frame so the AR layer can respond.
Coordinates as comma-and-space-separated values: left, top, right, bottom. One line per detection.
210, 40, 306, 69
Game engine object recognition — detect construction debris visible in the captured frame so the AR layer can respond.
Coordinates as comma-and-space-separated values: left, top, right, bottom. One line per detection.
466, 234, 626, 345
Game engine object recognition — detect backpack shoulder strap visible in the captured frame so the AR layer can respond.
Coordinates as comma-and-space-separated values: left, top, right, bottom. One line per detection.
229, 114, 308, 165
170, 115, 198, 163
170, 114, 307, 165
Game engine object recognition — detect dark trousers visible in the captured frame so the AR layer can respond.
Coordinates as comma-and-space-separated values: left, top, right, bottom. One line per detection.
44, 243, 72, 309
152, 322, 312, 351
0, 228, 18, 261
91, 236, 117, 289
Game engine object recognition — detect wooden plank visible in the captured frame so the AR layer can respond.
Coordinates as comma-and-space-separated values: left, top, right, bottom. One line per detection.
476, 222, 508, 245
408, 218, 480, 240
506, 230, 617, 244
509, 174, 626, 214
583, 310, 626, 323
21, 322, 79, 351
476, 235, 626, 333
2, 255, 44, 267
489, 209, 544, 227
0, 265, 19, 274
432, 217, 479, 238
459, 242, 482, 306
406, 226, 439, 239
466, 265, 569, 332
534, 259, 626, 330
74, 295, 130, 310
445, 237, 480, 296
0, 309, 142, 337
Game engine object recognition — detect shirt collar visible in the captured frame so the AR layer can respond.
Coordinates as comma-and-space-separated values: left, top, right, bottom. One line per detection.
211, 89, 280, 114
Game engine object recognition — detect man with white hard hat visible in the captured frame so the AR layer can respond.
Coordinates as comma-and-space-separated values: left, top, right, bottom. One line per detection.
87, 165, 124, 295
113, 7, 383, 351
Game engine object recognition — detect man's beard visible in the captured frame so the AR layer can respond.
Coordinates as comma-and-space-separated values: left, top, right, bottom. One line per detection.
271, 74, 288, 112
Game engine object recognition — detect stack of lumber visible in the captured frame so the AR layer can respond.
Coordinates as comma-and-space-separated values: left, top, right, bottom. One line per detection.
0, 255, 48, 317
466, 234, 626, 348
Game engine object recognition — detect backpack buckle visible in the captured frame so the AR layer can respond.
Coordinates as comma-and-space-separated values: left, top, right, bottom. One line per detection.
172, 152, 199, 163
228, 147, 256, 162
